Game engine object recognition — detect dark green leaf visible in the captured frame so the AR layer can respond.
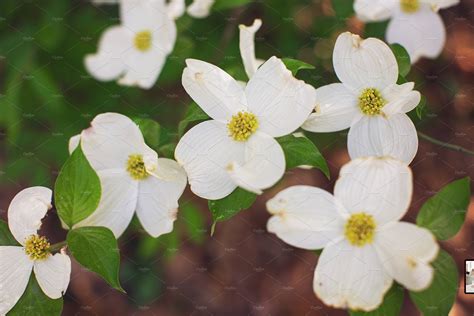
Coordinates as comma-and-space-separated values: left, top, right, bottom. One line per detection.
364, 21, 389, 39
350, 284, 404, 316
181, 202, 206, 244
178, 102, 210, 136
416, 177, 470, 240
277, 134, 330, 178
410, 250, 458, 316
159, 143, 177, 159
0, 220, 19, 246
54, 145, 102, 228
415, 95, 427, 120
8, 274, 63, 316
332, 0, 355, 19
390, 44, 411, 77
35, 0, 68, 51
208, 188, 257, 234
134, 118, 161, 150
28, 68, 63, 112
67, 227, 124, 291
282, 58, 315, 76
213, 0, 252, 10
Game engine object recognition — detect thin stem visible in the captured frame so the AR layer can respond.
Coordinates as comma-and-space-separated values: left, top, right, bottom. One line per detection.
418, 131, 474, 156
49, 241, 67, 252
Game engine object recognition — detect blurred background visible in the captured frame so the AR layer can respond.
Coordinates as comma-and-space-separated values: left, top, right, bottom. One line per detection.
0, 0, 473, 314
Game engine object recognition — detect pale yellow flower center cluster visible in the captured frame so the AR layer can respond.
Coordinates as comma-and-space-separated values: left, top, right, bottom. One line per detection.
134, 30, 152, 52
126, 154, 149, 180
24, 234, 51, 260
227, 111, 259, 141
358, 88, 386, 116
400, 0, 420, 13
344, 213, 376, 247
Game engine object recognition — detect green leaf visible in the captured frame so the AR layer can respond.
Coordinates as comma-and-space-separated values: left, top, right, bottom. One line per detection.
390, 44, 411, 77
0, 220, 19, 246
281, 58, 315, 76
54, 145, 102, 228
181, 202, 206, 244
364, 21, 389, 39
350, 284, 404, 316
28, 67, 63, 112
332, 0, 355, 19
208, 188, 257, 234
277, 134, 330, 178
213, 0, 251, 10
67, 226, 124, 291
178, 102, 210, 136
410, 250, 458, 316
134, 118, 161, 150
415, 95, 427, 120
8, 274, 63, 316
35, 0, 68, 51
416, 177, 470, 240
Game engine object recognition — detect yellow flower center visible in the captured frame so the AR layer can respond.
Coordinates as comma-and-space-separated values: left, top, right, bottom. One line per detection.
400, 0, 420, 13
134, 30, 152, 52
24, 235, 51, 260
358, 88, 386, 116
344, 213, 376, 247
126, 154, 149, 180
227, 111, 259, 142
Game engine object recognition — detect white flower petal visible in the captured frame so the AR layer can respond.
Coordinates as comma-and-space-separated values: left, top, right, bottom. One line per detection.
227, 132, 285, 194
353, 0, 396, 22
386, 9, 445, 63
302, 83, 360, 133
175, 120, 245, 200
246, 56, 316, 137
182, 59, 247, 120
121, 0, 169, 32
333, 32, 398, 91
187, 0, 215, 18
313, 239, 392, 311
167, 0, 185, 19
136, 159, 187, 237
239, 19, 264, 79
334, 157, 413, 225
147, 157, 186, 182
84, 26, 132, 82
266, 185, 346, 250
33, 253, 71, 299
425, 0, 459, 11
74, 169, 138, 238
375, 222, 439, 291
8, 187, 52, 245
80, 112, 146, 171
382, 82, 421, 115
68, 134, 81, 154
118, 49, 168, 89
0, 247, 33, 315
347, 113, 418, 163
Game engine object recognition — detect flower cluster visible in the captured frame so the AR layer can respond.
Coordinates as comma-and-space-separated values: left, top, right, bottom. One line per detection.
353, 0, 459, 63
0, 0, 465, 314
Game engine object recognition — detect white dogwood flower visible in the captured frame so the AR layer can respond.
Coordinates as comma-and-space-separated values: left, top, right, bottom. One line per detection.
69, 113, 187, 238
239, 19, 264, 79
175, 57, 316, 199
266, 157, 439, 311
354, 0, 460, 63
187, 0, 215, 18
0, 187, 71, 314
302, 32, 420, 163
85, 0, 182, 89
